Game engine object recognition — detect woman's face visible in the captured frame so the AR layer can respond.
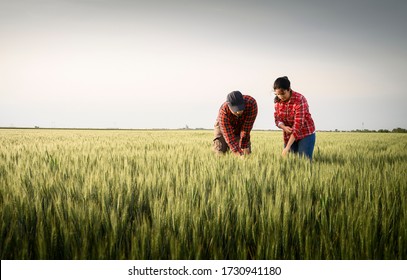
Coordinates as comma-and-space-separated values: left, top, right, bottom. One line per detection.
274, 88, 290, 102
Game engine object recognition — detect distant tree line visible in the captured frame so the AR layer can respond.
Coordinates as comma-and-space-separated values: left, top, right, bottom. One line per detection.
3, 126, 407, 133
349, 128, 407, 133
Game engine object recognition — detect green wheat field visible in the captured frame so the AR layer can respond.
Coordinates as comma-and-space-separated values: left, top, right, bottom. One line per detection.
1, 129, 406, 259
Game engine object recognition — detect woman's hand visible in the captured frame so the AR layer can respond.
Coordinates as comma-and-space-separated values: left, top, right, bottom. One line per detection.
282, 125, 293, 135
279, 123, 293, 134
282, 147, 290, 157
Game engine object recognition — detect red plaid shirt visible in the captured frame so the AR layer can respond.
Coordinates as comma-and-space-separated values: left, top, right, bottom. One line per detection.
217, 95, 258, 154
274, 91, 315, 144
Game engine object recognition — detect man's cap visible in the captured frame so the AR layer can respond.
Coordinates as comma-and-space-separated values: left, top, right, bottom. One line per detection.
226, 91, 245, 112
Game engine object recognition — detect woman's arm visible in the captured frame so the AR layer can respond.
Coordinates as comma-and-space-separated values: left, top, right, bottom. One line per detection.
282, 133, 295, 156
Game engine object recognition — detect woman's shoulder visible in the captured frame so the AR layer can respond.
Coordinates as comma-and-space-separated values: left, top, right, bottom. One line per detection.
291, 91, 306, 102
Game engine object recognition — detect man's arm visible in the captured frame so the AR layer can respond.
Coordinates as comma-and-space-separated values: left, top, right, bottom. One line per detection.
219, 108, 243, 155
240, 98, 258, 151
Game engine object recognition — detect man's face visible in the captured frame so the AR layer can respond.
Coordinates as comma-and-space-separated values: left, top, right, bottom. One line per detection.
231, 109, 244, 117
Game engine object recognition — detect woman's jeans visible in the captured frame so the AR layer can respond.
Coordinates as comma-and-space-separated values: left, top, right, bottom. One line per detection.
286, 133, 316, 160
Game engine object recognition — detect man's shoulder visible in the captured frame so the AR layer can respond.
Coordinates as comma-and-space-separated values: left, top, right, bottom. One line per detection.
243, 95, 257, 104
219, 101, 229, 110
218, 102, 230, 116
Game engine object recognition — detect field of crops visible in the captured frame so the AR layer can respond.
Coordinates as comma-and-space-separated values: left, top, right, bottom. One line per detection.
0, 129, 406, 259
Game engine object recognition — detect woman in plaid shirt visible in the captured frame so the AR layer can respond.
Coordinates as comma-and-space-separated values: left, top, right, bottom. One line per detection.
274, 76, 316, 159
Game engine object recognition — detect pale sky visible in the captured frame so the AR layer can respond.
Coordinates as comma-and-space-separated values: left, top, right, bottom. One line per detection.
1, 0, 406, 130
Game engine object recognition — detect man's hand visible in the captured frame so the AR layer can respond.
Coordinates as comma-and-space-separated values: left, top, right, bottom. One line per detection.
233, 149, 249, 158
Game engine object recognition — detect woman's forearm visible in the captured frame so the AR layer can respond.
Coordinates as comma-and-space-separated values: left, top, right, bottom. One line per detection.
282, 134, 295, 156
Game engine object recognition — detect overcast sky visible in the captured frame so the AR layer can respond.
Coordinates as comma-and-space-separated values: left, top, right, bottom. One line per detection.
1, 0, 406, 130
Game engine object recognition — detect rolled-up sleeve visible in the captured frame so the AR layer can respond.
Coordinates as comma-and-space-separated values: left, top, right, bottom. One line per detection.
274, 103, 284, 128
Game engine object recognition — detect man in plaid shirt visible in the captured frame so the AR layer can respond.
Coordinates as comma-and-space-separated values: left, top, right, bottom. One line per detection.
213, 91, 258, 156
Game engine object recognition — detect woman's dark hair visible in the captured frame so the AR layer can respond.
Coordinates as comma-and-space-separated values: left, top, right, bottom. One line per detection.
273, 76, 290, 90
273, 76, 291, 103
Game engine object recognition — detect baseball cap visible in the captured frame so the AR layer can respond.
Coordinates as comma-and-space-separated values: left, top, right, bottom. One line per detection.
226, 91, 245, 112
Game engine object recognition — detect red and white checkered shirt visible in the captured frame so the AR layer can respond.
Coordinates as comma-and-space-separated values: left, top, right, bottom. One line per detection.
217, 95, 258, 154
274, 91, 315, 144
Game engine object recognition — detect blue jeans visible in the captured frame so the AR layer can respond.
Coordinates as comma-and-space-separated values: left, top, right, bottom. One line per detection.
286, 133, 316, 160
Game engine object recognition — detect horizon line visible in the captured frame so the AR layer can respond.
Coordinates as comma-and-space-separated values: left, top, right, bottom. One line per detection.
1, 126, 405, 132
